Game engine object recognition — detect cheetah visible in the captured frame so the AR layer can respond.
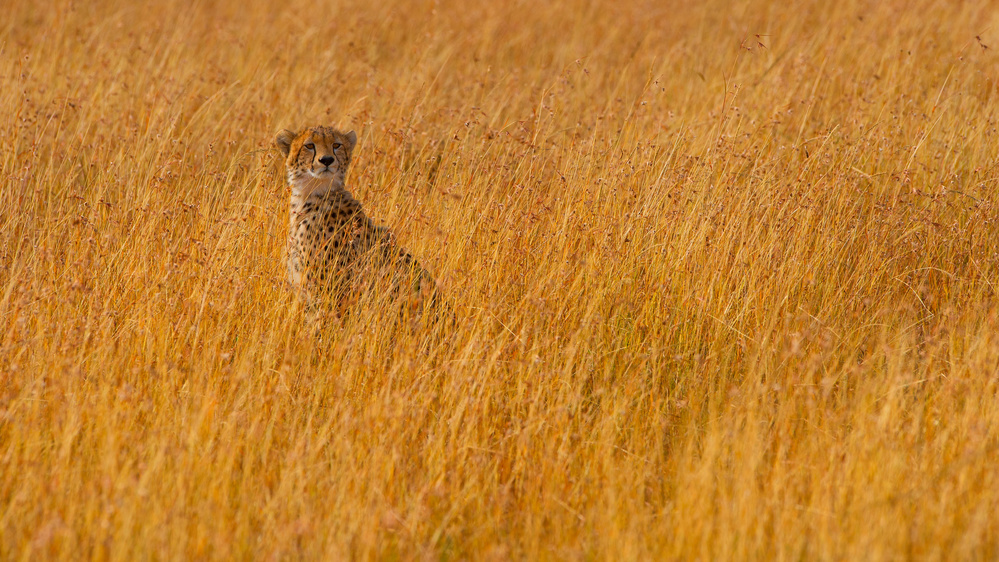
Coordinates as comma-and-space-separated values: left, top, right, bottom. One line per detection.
276, 125, 440, 323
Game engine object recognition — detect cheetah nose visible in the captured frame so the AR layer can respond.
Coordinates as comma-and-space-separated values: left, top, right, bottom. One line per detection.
318, 155, 335, 166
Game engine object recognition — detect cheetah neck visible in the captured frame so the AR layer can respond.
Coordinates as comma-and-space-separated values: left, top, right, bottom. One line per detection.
288, 174, 351, 206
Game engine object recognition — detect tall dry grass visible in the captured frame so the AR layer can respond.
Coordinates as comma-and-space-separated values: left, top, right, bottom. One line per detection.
2, 0, 998, 559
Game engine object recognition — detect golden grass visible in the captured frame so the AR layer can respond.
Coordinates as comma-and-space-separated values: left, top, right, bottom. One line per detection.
2, 0, 999, 558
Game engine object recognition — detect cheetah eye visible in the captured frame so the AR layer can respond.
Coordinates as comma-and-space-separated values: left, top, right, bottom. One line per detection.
305, 143, 315, 150
332, 143, 342, 150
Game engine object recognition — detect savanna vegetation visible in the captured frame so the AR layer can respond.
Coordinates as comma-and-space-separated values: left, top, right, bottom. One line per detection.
2, 0, 998, 558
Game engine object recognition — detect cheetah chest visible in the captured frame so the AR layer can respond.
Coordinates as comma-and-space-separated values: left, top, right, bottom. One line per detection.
287, 201, 365, 289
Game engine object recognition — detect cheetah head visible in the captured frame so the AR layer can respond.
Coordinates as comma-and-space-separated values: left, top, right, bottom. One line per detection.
275, 126, 357, 195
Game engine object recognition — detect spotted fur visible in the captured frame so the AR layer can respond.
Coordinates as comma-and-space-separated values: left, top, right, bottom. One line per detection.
276, 125, 438, 320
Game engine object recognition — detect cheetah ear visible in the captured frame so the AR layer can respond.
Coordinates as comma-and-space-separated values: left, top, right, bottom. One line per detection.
275, 129, 297, 156
345, 130, 358, 151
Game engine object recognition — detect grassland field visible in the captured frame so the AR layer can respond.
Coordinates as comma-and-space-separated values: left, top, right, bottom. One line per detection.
2, 0, 999, 559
